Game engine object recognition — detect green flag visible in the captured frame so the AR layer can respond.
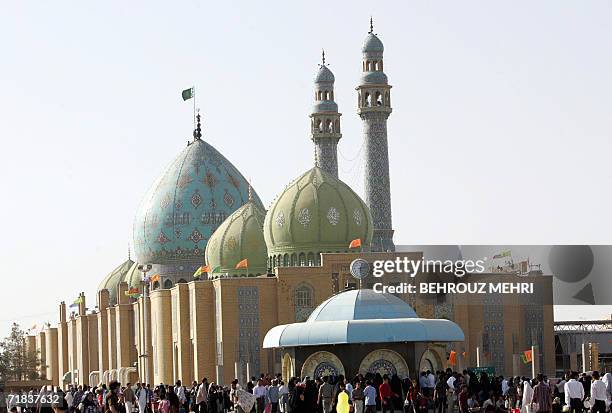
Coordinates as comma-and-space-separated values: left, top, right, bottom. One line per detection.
492, 250, 511, 259
182, 87, 194, 101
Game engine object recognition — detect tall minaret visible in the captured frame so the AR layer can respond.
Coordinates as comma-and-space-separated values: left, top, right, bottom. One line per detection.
357, 19, 395, 252
311, 50, 341, 178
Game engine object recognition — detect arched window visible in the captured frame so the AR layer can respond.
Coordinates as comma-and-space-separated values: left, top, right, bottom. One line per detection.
334, 120, 340, 133
291, 253, 297, 266
365, 92, 371, 107
324, 91, 329, 100
385, 92, 390, 106
325, 119, 333, 133
283, 254, 289, 266
273, 255, 277, 268
298, 253, 306, 266
307, 252, 315, 266
294, 283, 314, 322
317, 119, 323, 133
164, 279, 173, 289
376, 91, 383, 107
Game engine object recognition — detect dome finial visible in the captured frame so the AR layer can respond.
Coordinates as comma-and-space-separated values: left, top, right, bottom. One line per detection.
369, 16, 374, 34
321, 49, 326, 66
193, 108, 202, 141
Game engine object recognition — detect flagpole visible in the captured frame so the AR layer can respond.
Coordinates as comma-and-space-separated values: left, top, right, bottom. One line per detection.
531, 345, 536, 378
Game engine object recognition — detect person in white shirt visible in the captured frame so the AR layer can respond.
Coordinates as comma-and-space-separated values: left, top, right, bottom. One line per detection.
344, 378, 354, 399
564, 372, 585, 413
253, 380, 268, 413
521, 380, 533, 413
556, 374, 567, 405
428, 370, 437, 389
447, 374, 458, 410
278, 381, 289, 413
590, 371, 609, 413
64, 387, 74, 410
195, 379, 208, 412
135, 383, 149, 413
174, 381, 186, 407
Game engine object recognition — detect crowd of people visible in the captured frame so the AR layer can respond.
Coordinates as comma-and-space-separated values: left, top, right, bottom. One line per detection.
2, 369, 611, 413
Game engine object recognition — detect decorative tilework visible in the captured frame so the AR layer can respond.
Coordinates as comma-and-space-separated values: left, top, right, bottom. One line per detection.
524, 305, 544, 373
238, 287, 260, 376
483, 296, 505, 374
275, 211, 285, 228
353, 209, 363, 226
134, 139, 263, 265
327, 207, 340, 226
314, 139, 339, 179
297, 208, 311, 228
361, 114, 395, 252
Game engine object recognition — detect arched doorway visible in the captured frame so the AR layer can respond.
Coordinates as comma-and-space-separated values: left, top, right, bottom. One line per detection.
282, 353, 294, 383
300, 351, 345, 379
359, 349, 410, 378
419, 349, 442, 373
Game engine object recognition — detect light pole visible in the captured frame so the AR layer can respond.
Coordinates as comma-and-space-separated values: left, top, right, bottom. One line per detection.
138, 264, 152, 385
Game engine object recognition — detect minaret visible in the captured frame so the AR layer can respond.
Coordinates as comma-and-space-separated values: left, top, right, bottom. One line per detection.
357, 19, 395, 252
311, 50, 342, 178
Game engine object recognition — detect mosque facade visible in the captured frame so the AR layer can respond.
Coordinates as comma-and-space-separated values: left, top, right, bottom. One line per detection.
27, 24, 555, 388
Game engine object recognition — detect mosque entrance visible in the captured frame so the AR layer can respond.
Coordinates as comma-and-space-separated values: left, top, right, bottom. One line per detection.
359, 349, 409, 378
419, 349, 442, 372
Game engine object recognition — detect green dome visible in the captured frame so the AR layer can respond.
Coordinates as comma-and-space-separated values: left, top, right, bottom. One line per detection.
97, 258, 135, 305
263, 167, 373, 266
205, 200, 268, 277
123, 262, 145, 288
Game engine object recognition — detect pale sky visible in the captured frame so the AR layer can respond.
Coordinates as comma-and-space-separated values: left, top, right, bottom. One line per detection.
1, 1, 611, 337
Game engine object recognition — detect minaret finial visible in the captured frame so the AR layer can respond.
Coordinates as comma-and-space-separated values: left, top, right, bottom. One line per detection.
321, 49, 326, 66
128, 243, 131, 261
193, 108, 202, 140
369, 16, 374, 34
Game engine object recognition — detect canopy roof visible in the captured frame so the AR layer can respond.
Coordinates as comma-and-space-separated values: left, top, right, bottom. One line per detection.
263, 289, 464, 348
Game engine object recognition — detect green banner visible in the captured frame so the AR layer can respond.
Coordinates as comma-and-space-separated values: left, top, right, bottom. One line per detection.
468, 366, 496, 376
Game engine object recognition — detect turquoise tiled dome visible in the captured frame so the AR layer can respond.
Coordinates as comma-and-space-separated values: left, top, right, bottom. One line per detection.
315, 65, 335, 84
133, 139, 262, 265
362, 33, 384, 54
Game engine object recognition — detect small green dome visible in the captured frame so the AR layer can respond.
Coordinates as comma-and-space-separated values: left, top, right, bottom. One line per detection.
205, 200, 268, 277
97, 258, 135, 305
264, 167, 373, 266
123, 262, 144, 288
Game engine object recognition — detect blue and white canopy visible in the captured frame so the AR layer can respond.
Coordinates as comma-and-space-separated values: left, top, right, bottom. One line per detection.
263, 289, 464, 348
